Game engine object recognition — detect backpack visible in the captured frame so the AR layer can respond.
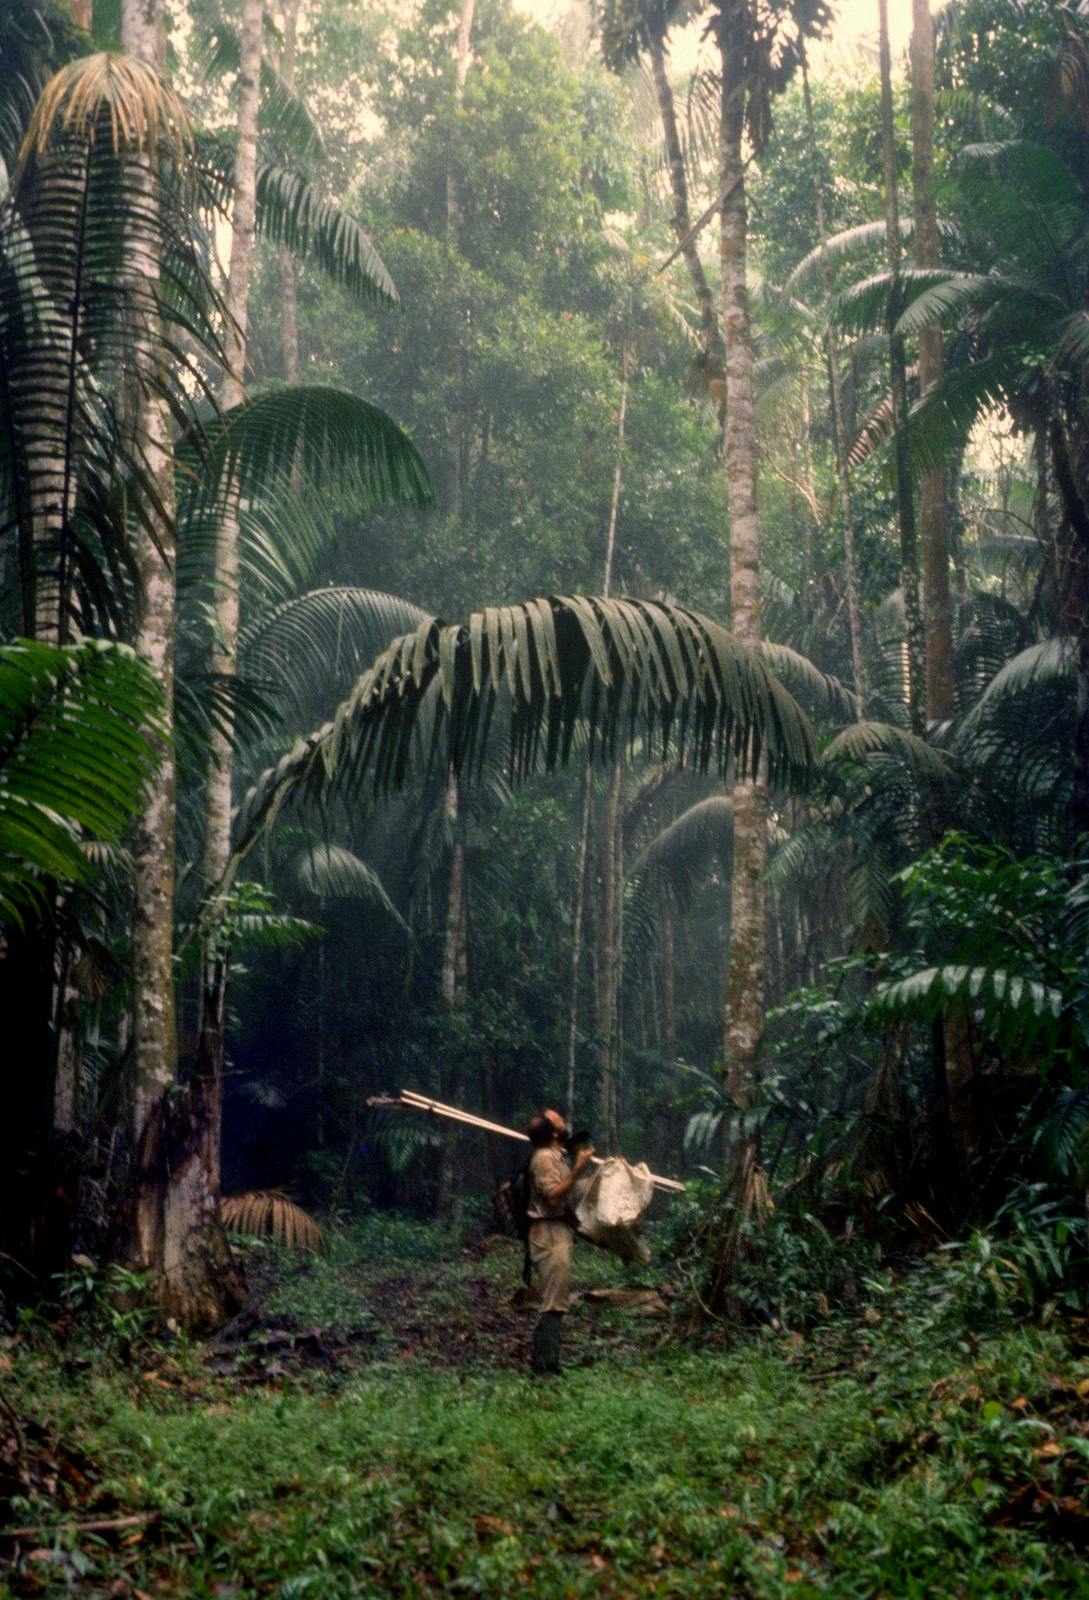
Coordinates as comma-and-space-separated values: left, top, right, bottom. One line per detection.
495, 1158, 533, 1242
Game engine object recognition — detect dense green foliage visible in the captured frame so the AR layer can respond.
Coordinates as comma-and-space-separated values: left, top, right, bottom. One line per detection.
6, 1217, 1089, 1597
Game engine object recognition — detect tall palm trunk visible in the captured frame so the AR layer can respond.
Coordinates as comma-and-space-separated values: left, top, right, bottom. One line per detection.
911, 0, 954, 725
278, 0, 301, 385
879, 0, 925, 735
202, 0, 263, 905
565, 767, 593, 1126
719, 6, 765, 1100
444, 0, 476, 517
121, 0, 243, 1330
198, 0, 264, 1133
911, 0, 974, 1180
705, 2, 768, 1314
434, 0, 475, 1218
801, 50, 866, 706
435, 772, 468, 1223
595, 759, 623, 1153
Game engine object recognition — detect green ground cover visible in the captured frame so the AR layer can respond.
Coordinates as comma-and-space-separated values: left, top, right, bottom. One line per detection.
4, 1219, 1089, 1598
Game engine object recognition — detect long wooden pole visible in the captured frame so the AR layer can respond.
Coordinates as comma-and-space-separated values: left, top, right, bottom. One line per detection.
368, 1090, 686, 1191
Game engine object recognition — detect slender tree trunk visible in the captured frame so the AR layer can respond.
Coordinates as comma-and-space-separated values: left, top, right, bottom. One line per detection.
648, 32, 722, 378
705, 6, 769, 1316
565, 767, 593, 1126
279, 0, 301, 385
122, 0, 180, 1227
197, 0, 264, 1160
602, 344, 629, 596
436, 772, 468, 1224
719, 9, 766, 1103
911, 0, 955, 725
202, 0, 263, 906
595, 760, 623, 1153
911, 0, 974, 1179
660, 883, 676, 1061
879, 0, 925, 735
802, 50, 866, 706
435, 0, 475, 1210
444, 0, 475, 518
120, 0, 242, 1329
1048, 418, 1089, 841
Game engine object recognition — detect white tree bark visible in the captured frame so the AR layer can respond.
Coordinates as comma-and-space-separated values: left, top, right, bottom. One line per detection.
911, 0, 955, 726
279, 0, 301, 385
202, 0, 264, 898
120, 0, 179, 1162
719, 10, 767, 1109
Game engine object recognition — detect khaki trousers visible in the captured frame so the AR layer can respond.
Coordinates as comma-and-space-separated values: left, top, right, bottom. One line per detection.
528, 1219, 573, 1313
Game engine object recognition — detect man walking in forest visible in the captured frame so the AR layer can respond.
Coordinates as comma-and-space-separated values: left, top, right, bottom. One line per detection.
525, 1109, 594, 1375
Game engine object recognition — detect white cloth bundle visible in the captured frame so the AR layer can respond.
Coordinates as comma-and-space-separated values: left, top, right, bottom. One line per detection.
573, 1156, 655, 1265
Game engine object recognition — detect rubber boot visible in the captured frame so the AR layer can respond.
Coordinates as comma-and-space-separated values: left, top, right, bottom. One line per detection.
531, 1311, 562, 1376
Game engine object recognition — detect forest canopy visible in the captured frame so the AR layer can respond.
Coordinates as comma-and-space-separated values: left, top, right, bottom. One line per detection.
1, 0, 1087, 1353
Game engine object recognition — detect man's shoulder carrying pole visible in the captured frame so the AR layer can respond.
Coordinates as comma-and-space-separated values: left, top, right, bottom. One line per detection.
366, 1089, 686, 1193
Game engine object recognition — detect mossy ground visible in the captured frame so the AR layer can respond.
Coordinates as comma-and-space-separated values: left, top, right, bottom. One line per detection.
3, 1217, 1089, 1598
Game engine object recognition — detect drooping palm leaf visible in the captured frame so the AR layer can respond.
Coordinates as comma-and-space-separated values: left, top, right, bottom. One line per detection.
254, 166, 397, 307
822, 720, 955, 784
230, 596, 817, 880
192, 19, 324, 162
1, 53, 222, 638
628, 794, 733, 902
759, 641, 860, 722
868, 964, 1065, 1053
292, 841, 406, 931
220, 1189, 325, 1251
191, 140, 397, 308
182, 387, 431, 513
0, 638, 162, 924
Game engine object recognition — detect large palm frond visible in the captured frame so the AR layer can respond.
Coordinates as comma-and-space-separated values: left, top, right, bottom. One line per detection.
192, 139, 397, 308
193, 17, 324, 162
180, 387, 431, 513
230, 596, 817, 878
0, 637, 162, 924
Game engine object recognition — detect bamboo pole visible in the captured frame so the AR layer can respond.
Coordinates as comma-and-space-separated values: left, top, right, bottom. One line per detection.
367, 1089, 686, 1191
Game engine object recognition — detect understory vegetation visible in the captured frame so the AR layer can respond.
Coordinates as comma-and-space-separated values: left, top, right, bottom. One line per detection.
5, 1214, 1089, 1598
4, 0, 1089, 1587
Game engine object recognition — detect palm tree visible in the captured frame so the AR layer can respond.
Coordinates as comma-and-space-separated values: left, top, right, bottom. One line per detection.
834, 130, 1089, 845
0, 17, 431, 1325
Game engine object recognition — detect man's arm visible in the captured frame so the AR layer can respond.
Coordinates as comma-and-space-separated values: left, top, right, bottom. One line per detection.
543, 1145, 594, 1207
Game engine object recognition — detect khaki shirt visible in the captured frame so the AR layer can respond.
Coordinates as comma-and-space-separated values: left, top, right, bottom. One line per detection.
527, 1146, 570, 1221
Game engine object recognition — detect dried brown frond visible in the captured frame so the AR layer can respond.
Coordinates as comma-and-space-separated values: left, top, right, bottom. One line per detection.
220, 1190, 325, 1252
19, 53, 192, 170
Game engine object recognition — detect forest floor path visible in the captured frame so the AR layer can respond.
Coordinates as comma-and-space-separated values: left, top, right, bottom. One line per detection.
4, 1215, 1089, 1598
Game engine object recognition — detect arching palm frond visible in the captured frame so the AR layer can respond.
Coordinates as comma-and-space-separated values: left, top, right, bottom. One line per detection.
759, 641, 860, 723
230, 596, 817, 881
254, 166, 397, 307
192, 19, 324, 161
958, 638, 1076, 729
181, 386, 431, 513
242, 588, 432, 712
868, 965, 1065, 1054
292, 841, 406, 931
785, 217, 918, 295
0, 638, 162, 925
822, 721, 955, 785
628, 793, 733, 905
193, 137, 397, 308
